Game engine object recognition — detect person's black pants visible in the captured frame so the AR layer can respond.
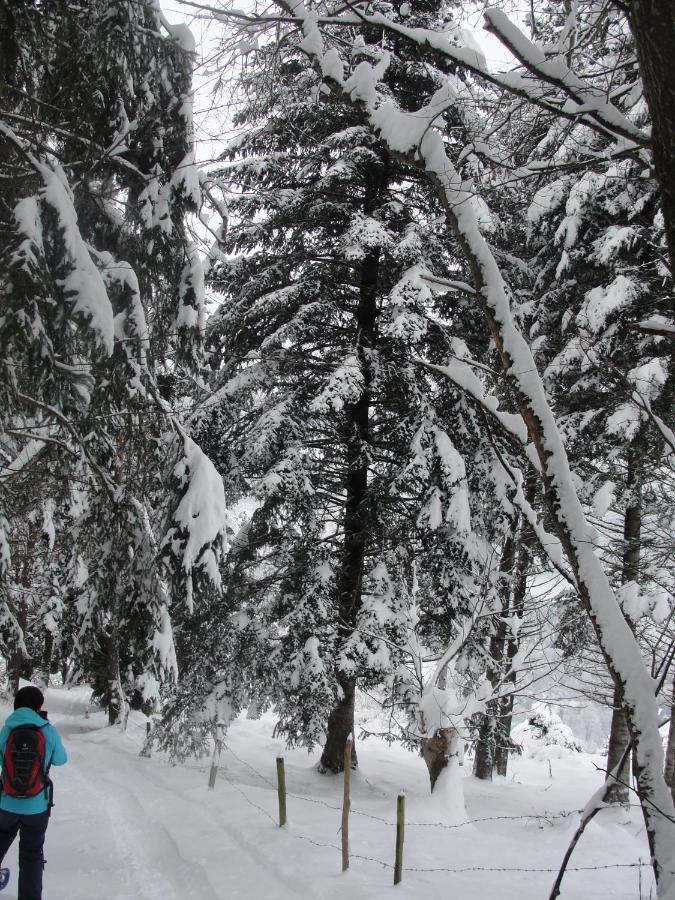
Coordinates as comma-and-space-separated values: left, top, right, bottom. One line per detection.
0, 808, 49, 900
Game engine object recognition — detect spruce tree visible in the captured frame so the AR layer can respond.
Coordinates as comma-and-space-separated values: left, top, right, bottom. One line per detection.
0, 0, 228, 715
193, 0, 514, 777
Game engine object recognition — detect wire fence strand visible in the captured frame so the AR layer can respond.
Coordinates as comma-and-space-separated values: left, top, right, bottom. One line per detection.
172, 743, 655, 880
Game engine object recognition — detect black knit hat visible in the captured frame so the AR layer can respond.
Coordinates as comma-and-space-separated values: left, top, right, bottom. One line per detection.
14, 686, 44, 712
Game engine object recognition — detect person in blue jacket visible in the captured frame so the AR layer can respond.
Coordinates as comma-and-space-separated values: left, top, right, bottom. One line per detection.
0, 686, 67, 900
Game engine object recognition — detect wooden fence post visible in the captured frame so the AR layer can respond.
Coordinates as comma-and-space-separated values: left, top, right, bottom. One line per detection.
276, 756, 287, 826
208, 720, 225, 789
394, 794, 405, 885
342, 739, 352, 871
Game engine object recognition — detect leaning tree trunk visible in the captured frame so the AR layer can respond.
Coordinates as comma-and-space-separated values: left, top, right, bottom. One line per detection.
319, 162, 385, 773
606, 461, 642, 805
474, 531, 516, 781
629, 0, 675, 277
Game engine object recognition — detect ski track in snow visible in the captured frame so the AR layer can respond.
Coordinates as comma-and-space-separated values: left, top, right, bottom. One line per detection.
55, 721, 299, 900
0, 691, 299, 900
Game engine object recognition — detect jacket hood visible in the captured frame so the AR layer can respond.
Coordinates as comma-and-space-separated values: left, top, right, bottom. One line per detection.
5, 708, 47, 729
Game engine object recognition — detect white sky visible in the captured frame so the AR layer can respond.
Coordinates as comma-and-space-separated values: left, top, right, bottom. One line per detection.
161, 0, 526, 167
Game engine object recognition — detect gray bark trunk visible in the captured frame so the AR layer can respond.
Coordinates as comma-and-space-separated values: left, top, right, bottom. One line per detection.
664, 676, 675, 805
494, 503, 533, 777
628, 0, 675, 276
474, 532, 516, 781
606, 467, 641, 804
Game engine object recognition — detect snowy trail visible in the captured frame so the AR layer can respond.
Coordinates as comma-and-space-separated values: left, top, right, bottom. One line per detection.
0, 691, 301, 900
0, 688, 656, 899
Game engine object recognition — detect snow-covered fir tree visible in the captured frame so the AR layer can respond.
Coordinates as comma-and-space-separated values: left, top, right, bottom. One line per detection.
0, 0, 228, 720
189, 0, 518, 778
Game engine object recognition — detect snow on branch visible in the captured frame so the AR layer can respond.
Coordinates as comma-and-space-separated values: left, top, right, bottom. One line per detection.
35, 162, 115, 354
419, 355, 529, 446
1, 122, 115, 355
483, 8, 648, 148
162, 431, 231, 612
281, 5, 646, 152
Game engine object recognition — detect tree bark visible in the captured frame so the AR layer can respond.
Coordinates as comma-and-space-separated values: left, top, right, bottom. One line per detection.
606, 466, 642, 804
39, 631, 54, 689
319, 160, 385, 774
628, 0, 675, 276
664, 675, 675, 806
605, 687, 632, 804
106, 624, 122, 726
7, 602, 28, 696
422, 727, 459, 791
495, 497, 533, 776
7, 525, 35, 695
319, 673, 358, 773
474, 532, 516, 781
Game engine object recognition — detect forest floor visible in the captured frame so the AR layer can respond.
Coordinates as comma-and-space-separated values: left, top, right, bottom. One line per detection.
0, 686, 655, 900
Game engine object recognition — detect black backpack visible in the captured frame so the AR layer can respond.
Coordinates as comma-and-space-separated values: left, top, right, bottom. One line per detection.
1, 725, 51, 801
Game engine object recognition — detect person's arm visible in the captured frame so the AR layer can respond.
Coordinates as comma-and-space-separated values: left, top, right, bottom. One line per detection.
0, 724, 9, 779
0, 724, 9, 760
47, 726, 67, 766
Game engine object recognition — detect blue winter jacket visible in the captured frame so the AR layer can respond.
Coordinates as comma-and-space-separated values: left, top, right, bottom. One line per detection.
0, 708, 67, 814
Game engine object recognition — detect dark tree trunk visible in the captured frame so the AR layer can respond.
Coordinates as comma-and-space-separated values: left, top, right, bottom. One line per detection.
664, 676, 675, 805
39, 631, 54, 688
628, 1, 675, 277
606, 470, 642, 804
319, 160, 386, 774
319, 673, 358, 773
474, 531, 516, 781
494, 482, 534, 777
7, 603, 28, 697
106, 625, 122, 726
7, 526, 36, 695
474, 711, 498, 781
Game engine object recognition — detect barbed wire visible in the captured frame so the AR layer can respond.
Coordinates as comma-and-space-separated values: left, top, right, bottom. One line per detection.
222, 743, 578, 830
404, 862, 651, 874
211, 772, 652, 876
218, 766, 278, 826
169, 743, 654, 880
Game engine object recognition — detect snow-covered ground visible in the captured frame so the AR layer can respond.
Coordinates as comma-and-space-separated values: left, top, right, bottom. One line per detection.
0, 687, 655, 899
